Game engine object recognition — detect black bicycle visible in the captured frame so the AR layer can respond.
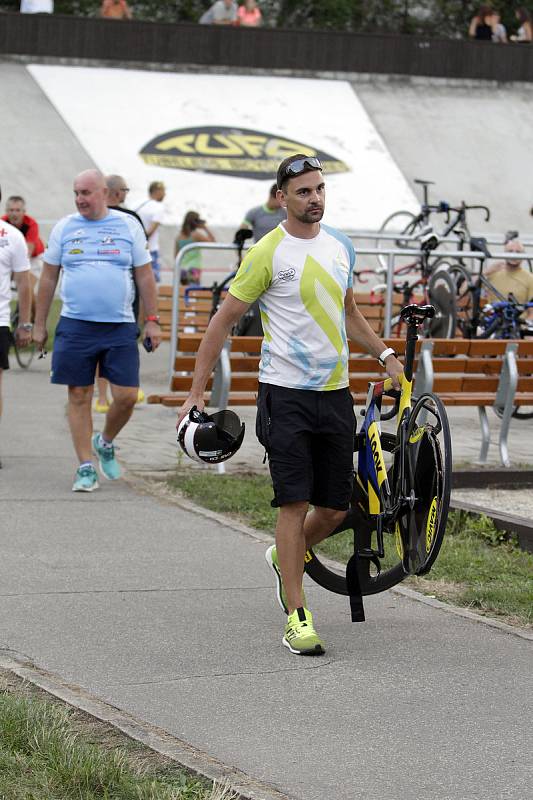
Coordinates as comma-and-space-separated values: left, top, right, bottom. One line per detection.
379, 180, 490, 254
378, 178, 450, 248
304, 304, 452, 621
362, 227, 457, 338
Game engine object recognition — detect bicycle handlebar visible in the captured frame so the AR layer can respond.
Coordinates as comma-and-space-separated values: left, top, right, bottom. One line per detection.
448, 204, 491, 222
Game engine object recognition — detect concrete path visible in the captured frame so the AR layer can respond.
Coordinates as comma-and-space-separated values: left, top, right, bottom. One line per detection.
0, 346, 532, 800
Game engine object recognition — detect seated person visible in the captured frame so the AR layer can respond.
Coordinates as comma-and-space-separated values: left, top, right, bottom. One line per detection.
484, 239, 533, 323
175, 211, 215, 286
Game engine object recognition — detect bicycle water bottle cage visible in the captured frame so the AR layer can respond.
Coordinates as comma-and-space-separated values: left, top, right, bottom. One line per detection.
399, 304, 435, 325
470, 237, 491, 258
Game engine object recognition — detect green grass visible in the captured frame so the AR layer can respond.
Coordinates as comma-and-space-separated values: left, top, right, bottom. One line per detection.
0, 683, 233, 800
168, 471, 533, 628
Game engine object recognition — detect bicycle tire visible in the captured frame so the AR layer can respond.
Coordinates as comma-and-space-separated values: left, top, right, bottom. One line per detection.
427, 268, 457, 339
399, 392, 452, 575
378, 210, 423, 248
446, 263, 474, 338
493, 405, 533, 421
10, 305, 35, 369
304, 432, 407, 596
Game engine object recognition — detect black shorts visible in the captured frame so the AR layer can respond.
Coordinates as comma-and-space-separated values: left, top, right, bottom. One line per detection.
0, 327, 11, 370
256, 383, 355, 510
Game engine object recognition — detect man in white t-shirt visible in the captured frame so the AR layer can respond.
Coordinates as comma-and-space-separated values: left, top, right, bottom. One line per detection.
0, 186, 32, 468
135, 181, 165, 283
176, 155, 403, 657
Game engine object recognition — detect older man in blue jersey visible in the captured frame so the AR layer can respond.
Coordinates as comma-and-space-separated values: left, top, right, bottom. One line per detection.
34, 169, 161, 492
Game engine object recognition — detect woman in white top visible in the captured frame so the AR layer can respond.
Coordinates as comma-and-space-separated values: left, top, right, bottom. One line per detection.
511, 7, 533, 41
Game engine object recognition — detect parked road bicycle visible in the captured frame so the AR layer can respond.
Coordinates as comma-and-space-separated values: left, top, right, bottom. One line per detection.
304, 304, 452, 621
379, 178, 490, 251
476, 298, 533, 340
359, 227, 457, 338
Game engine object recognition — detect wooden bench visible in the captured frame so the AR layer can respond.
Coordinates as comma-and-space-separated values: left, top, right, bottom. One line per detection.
156, 285, 416, 341
148, 335, 533, 467
157, 285, 227, 340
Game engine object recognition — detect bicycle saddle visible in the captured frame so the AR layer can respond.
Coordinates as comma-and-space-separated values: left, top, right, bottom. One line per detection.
400, 304, 435, 323
470, 236, 491, 258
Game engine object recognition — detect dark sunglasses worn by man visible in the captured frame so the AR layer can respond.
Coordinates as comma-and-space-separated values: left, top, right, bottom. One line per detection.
277, 157, 323, 190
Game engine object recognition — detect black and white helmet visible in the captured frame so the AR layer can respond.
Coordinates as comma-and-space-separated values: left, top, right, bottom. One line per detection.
177, 406, 245, 464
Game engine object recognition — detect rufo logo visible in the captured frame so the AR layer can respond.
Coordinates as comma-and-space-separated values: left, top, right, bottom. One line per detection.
139, 126, 349, 180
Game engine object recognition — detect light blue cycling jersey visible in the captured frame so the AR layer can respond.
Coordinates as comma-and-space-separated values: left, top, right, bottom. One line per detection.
44, 210, 149, 322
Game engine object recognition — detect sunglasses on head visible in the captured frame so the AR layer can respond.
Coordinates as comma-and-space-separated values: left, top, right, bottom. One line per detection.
279, 157, 323, 186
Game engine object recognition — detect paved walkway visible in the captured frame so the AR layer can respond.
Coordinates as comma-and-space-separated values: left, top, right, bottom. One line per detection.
0, 345, 532, 800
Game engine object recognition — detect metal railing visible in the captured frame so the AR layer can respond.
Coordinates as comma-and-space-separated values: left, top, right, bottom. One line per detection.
169, 240, 533, 377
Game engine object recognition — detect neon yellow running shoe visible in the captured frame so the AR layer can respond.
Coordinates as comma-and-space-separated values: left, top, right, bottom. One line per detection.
283, 607, 325, 656
265, 545, 306, 614
93, 399, 110, 413
136, 388, 145, 404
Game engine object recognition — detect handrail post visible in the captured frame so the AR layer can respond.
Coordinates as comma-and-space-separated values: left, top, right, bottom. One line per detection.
383, 252, 394, 338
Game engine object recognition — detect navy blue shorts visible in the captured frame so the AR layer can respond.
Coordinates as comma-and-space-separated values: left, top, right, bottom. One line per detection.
51, 317, 140, 387
256, 383, 356, 511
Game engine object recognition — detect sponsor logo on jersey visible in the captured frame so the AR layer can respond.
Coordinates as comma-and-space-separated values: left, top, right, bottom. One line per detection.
68, 248, 84, 254
277, 268, 296, 282
140, 126, 349, 180
101, 236, 115, 244
97, 249, 120, 255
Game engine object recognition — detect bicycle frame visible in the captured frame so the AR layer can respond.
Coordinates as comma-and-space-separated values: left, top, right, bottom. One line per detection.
356, 313, 418, 559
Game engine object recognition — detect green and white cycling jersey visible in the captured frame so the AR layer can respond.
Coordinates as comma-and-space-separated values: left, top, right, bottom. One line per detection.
229, 223, 355, 391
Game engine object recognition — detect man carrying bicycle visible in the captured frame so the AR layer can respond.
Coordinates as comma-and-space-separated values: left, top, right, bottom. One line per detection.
177, 155, 403, 656
0, 186, 32, 468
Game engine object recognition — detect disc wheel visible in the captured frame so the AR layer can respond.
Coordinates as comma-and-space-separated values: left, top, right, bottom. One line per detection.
398, 392, 452, 575
427, 268, 457, 339
304, 433, 407, 596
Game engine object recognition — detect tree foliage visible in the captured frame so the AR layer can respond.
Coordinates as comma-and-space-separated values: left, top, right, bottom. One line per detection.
0, 0, 522, 38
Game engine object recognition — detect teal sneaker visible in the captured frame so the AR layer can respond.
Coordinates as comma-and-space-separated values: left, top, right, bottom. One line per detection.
92, 433, 121, 480
72, 464, 99, 493
283, 607, 325, 656
265, 544, 306, 614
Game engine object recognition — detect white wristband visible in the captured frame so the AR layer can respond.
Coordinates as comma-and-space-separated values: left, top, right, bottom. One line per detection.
378, 347, 397, 367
